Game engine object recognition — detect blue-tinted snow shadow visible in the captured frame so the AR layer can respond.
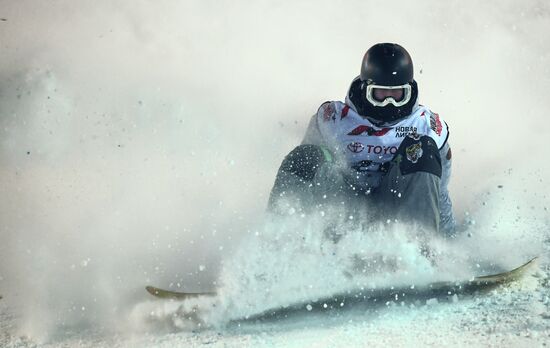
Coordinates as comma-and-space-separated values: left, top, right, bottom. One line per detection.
223, 280, 508, 335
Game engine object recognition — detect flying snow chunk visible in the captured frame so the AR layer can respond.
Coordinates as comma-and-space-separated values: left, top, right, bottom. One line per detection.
426, 298, 439, 306
452, 294, 459, 303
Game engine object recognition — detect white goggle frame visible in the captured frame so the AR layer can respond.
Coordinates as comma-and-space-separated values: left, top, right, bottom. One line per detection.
366, 83, 412, 107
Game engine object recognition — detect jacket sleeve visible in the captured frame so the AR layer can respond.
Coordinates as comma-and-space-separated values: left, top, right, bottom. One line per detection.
301, 113, 324, 146
439, 142, 456, 236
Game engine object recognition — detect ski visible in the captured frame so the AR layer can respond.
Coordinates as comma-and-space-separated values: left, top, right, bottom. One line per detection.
145, 257, 538, 300
470, 256, 538, 285
429, 256, 538, 292
145, 285, 215, 300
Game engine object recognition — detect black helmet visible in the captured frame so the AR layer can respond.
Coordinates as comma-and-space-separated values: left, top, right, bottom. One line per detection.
350, 43, 418, 125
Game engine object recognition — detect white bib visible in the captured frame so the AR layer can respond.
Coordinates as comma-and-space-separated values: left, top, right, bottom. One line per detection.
316, 101, 449, 188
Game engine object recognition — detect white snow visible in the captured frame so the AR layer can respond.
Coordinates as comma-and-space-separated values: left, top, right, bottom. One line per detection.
1, 0, 550, 347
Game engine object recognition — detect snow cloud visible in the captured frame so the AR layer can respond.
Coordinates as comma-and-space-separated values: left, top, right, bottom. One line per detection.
0, 0, 548, 341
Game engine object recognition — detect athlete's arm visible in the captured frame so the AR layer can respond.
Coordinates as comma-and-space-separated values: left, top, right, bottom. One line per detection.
439, 142, 456, 235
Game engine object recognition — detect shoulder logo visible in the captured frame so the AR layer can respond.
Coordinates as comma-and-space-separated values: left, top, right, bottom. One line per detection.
319, 102, 336, 122
430, 112, 443, 136
406, 142, 423, 163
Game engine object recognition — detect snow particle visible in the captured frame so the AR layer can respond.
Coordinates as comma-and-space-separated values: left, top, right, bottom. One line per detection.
426, 298, 438, 306
199, 265, 206, 272
306, 304, 313, 311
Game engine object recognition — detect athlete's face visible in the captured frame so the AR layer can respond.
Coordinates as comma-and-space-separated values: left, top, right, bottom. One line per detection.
373, 87, 405, 102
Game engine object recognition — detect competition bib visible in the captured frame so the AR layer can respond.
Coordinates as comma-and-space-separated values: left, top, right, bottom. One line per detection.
316, 101, 448, 188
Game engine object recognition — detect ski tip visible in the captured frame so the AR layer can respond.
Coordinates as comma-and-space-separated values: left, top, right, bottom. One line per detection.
473, 255, 540, 285
146, 285, 184, 299
145, 286, 160, 296
511, 256, 539, 273
524, 256, 539, 268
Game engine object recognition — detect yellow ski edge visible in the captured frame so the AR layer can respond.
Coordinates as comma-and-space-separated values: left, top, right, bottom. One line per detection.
145, 285, 215, 300
472, 256, 539, 285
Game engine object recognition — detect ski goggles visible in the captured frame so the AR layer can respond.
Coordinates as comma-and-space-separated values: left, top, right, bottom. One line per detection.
366, 83, 412, 107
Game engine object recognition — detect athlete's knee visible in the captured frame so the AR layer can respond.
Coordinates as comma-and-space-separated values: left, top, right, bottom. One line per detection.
395, 135, 442, 177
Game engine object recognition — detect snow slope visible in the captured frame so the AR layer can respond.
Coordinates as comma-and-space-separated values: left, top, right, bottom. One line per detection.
1, 256, 549, 347
1, 204, 549, 347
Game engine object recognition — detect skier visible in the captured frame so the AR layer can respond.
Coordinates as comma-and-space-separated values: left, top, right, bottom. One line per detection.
269, 43, 456, 236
